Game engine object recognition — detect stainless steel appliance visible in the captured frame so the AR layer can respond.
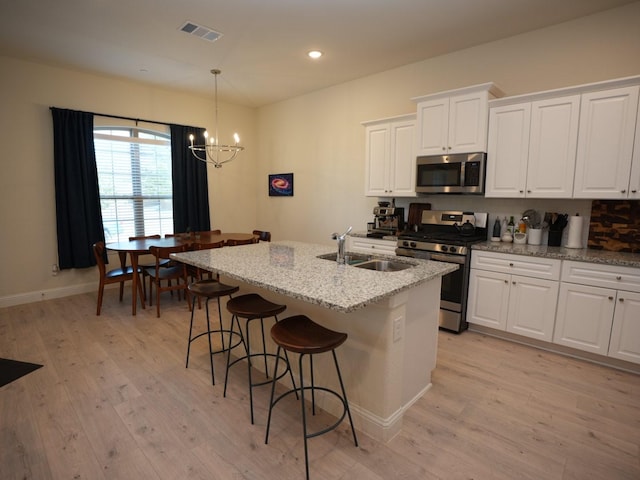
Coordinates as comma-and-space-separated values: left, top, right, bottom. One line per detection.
367, 204, 405, 238
396, 210, 488, 332
416, 152, 486, 194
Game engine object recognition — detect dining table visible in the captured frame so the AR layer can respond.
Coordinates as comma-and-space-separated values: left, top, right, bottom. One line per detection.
106, 232, 258, 315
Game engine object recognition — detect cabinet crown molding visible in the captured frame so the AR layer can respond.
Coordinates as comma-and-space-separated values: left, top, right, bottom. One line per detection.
361, 113, 415, 126
411, 82, 505, 103
489, 74, 640, 108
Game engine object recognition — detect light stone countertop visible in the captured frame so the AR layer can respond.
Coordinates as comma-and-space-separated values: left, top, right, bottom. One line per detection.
172, 240, 458, 313
473, 241, 640, 268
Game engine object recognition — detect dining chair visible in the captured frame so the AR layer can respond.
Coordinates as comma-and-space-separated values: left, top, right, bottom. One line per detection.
93, 241, 144, 316
128, 234, 168, 299
227, 237, 259, 246
194, 229, 222, 235
187, 240, 224, 284
252, 230, 271, 242
147, 244, 191, 318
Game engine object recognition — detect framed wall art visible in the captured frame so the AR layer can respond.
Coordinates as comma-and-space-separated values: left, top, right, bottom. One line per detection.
268, 173, 294, 197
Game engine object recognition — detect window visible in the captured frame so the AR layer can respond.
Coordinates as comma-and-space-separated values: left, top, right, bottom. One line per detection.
94, 123, 173, 242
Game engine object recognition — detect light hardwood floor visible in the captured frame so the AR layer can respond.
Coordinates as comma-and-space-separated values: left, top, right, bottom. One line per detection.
1, 289, 639, 479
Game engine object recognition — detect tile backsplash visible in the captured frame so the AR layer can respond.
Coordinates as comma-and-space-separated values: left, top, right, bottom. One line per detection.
588, 200, 640, 252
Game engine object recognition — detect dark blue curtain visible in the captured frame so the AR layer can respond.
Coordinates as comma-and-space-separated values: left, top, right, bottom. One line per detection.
51, 108, 104, 269
170, 124, 210, 233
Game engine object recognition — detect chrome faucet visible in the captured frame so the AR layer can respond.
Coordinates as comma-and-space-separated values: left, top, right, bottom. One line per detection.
331, 226, 352, 264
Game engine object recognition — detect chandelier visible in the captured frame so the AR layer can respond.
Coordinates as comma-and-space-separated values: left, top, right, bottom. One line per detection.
188, 69, 244, 168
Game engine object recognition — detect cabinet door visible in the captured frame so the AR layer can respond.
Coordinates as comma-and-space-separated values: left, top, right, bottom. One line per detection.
554, 283, 615, 355
448, 91, 489, 154
364, 123, 390, 196
467, 269, 510, 330
389, 119, 417, 196
416, 98, 449, 156
629, 103, 640, 199
608, 291, 640, 364
573, 86, 639, 199
506, 275, 559, 341
485, 103, 531, 197
526, 95, 580, 198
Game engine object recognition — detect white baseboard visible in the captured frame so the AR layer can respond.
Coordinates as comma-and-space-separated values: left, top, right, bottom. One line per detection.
0, 282, 96, 309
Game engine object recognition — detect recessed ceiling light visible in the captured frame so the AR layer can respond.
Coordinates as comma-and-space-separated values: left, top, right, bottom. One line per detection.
307, 50, 323, 59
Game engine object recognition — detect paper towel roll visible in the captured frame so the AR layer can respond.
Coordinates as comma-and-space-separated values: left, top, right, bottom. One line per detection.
566, 215, 583, 249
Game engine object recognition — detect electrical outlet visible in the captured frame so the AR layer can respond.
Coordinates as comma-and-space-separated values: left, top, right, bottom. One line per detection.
393, 317, 403, 342
51, 264, 59, 276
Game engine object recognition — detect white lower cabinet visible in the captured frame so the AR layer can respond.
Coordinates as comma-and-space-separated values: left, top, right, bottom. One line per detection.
554, 260, 640, 363
607, 291, 640, 364
346, 236, 397, 256
469, 253, 640, 366
467, 251, 560, 341
554, 282, 616, 355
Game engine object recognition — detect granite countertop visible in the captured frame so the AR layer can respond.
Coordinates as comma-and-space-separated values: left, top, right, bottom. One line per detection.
172, 240, 457, 313
473, 241, 640, 268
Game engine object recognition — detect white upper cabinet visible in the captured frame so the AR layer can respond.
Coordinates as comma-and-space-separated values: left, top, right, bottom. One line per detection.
485, 95, 580, 198
573, 86, 640, 199
363, 114, 416, 197
485, 103, 531, 197
413, 83, 503, 156
527, 96, 580, 197
485, 76, 640, 199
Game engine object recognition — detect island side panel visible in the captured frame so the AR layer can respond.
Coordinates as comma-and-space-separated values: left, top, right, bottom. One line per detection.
219, 275, 441, 443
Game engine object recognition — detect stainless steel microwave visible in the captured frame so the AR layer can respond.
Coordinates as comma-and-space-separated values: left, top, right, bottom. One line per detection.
415, 152, 486, 194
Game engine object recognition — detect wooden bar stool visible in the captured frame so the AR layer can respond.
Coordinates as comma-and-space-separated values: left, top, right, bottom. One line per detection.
265, 315, 358, 480
223, 293, 296, 424
186, 278, 242, 385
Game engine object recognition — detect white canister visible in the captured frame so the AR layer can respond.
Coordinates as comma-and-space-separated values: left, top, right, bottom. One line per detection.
513, 232, 527, 244
527, 228, 542, 245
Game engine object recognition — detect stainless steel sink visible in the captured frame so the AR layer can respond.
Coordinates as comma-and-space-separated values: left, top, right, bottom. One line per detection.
316, 252, 371, 265
353, 259, 414, 272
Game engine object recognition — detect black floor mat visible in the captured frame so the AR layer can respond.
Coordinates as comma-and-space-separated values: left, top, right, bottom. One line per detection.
0, 358, 43, 388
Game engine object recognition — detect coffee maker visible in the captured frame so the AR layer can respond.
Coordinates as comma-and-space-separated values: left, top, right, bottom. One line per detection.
367, 201, 405, 237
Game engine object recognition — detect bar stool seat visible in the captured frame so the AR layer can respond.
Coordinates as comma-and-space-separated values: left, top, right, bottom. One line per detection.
186, 279, 241, 385
265, 315, 358, 480
223, 293, 295, 424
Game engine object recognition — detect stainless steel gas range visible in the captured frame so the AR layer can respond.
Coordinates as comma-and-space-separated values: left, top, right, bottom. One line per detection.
396, 210, 488, 333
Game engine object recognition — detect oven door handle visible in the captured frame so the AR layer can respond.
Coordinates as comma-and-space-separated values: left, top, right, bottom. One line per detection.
429, 253, 466, 265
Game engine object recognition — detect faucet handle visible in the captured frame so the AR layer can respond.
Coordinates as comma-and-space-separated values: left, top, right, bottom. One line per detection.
331, 226, 352, 240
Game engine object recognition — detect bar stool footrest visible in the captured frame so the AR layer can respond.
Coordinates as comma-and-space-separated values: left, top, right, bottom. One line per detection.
188, 329, 244, 357
270, 385, 349, 439
227, 352, 291, 387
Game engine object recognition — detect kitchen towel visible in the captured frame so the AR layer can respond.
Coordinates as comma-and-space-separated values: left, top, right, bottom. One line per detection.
566, 215, 583, 249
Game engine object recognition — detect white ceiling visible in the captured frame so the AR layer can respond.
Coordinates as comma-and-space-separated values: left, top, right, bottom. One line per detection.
0, 0, 635, 107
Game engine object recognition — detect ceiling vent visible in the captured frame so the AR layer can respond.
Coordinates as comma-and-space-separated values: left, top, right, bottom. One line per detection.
179, 21, 223, 42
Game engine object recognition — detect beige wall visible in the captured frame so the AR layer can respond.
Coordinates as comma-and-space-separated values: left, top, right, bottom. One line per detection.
1, 2, 640, 306
0, 57, 256, 304
256, 2, 640, 246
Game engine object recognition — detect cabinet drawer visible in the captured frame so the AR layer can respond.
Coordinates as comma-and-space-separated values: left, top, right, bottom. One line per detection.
347, 237, 397, 255
471, 250, 561, 280
561, 260, 640, 293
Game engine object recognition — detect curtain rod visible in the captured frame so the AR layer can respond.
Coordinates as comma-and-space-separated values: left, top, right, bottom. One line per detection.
49, 107, 197, 129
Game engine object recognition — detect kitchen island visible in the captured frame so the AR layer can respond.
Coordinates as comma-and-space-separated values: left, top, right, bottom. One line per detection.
173, 241, 457, 441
